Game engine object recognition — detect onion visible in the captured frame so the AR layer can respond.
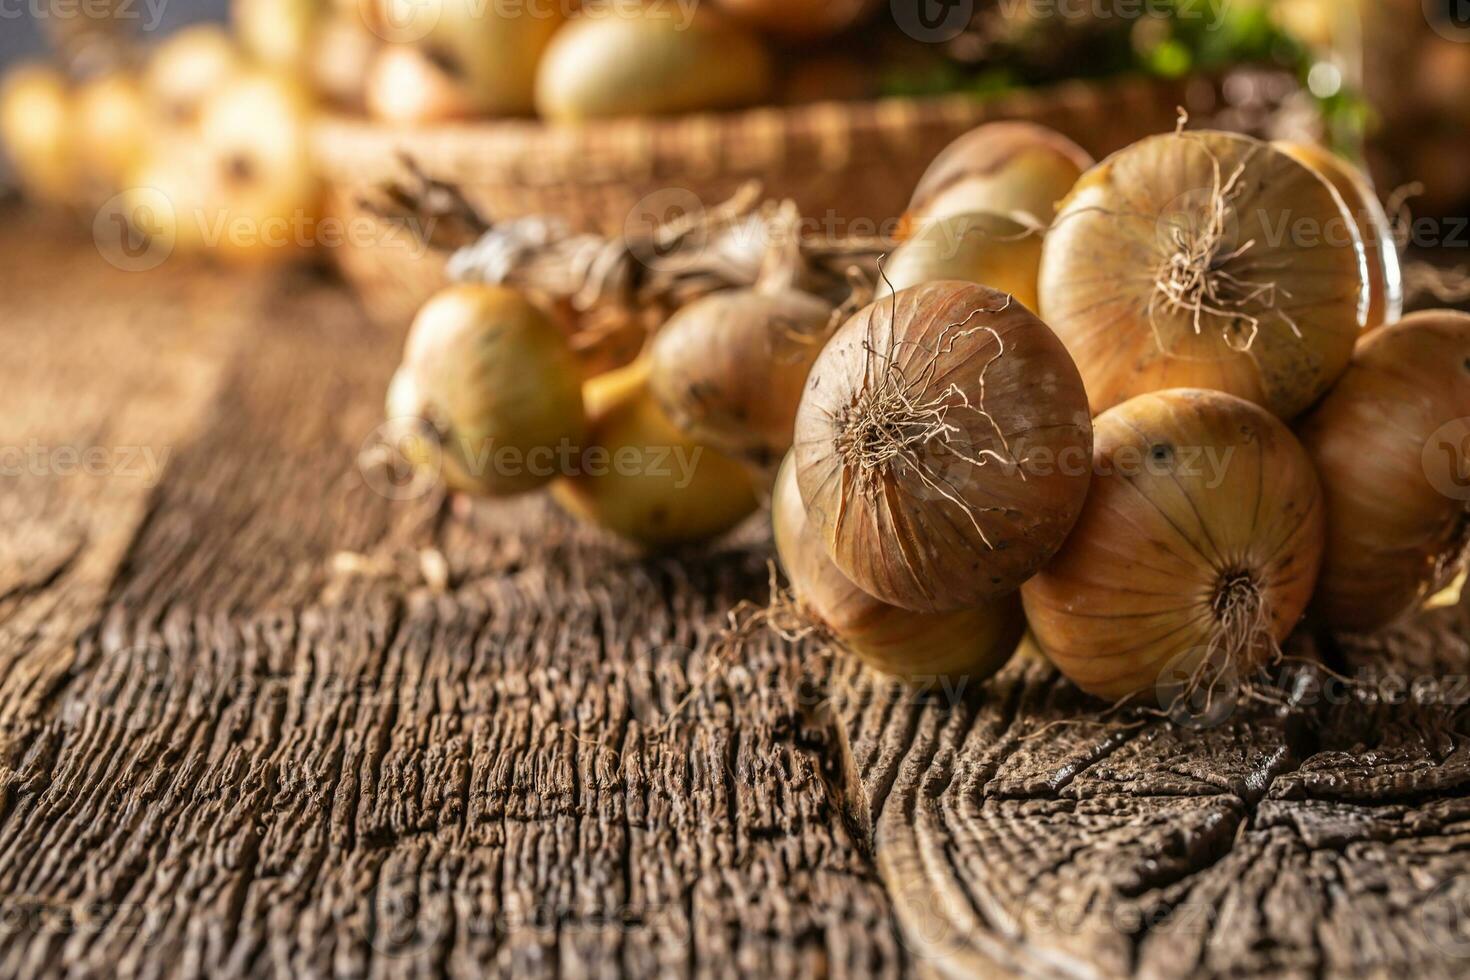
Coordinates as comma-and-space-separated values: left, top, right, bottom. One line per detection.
1275, 141, 1403, 330
880, 211, 1042, 311
0, 63, 78, 206
773, 454, 1023, 680
553, 361, 758, 548
1022, 388, 1325, 702
74, 72, 147, 192
793, 281, 1093, 613
648, 288, 834, 467
143, 25, 242, 127
1039, 131, 1368, 420
535, 8, 771, 121
715, 0, 875, 38
1297, 310, 1470, 633
903, 122, 1094, 233
391, 284, 587, 497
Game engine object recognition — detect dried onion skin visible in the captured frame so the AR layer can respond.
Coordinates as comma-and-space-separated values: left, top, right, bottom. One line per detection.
1275, 141, 1403, 331
393, 285, 586, 497
903, 122, 1094, 233
793, 281, 1093, 614
552, 361, 758, 548
1039, 130, 1368, 420
648, 289, 834, 466
1297, 310, 1470, 633
773, 455, 1024, 681
1022, 388, 1325, 701
880, 211, 1042, 311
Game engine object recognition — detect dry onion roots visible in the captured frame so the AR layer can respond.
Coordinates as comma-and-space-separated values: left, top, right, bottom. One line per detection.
773, 454, 1024, 681
793, 280, 1093, 614
1040, 130, 1368, 420
1022, 388, 1325, 703
1298, 310, 1470, 633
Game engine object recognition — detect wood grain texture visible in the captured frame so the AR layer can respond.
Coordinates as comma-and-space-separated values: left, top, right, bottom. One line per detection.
0, 221, 905, 979
2, 218, 1469, 980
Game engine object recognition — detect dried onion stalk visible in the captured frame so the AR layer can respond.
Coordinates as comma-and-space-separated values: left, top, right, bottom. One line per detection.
793, 281, 1093, 613
1023, 388, 1324, 702
1039, 130, 1368, 419
1297, 310, 1470, 632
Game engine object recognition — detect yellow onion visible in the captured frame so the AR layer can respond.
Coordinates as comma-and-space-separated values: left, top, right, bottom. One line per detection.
773, 454, 1023, 681
373, 0, 563, 117
233, 0, 324, 76
310, 14, 379, 111
648, 288, 834, 467
1023, 388, 1325, 702
535, 7, 771, 121
793, 281, 1093, 613
0, 63, 79, 206
553, 361, 758, 548
715, 0, 875, 38
1275, 141, 1403, 330
1040, 130, 1368, 420
392, 284, 587, 496
74, 72, 148, 193
143, 25, 243, 127
364, 44, 478, 124
880, 211, 1042, 311
1297, 311, 1470, 633
903, 122, 1094, 234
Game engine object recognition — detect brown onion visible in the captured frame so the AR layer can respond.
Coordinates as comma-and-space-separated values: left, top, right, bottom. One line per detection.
1023, 388, 1324, 702
1297, 310, 1470, 632
1040, 130, 1368, 420
553, 361, 758, 548
391, 285, 587, 496
773, 454, 1023, 681
880, 211, 1042, 311
1275, 141, 1403, 330
903, 122, 1094, 233
648, 288, 834, 467
535, 8, 770, 121
793, 281, 1093, 613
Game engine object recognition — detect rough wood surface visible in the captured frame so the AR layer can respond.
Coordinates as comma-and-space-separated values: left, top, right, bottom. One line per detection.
1, 218, 1468, 980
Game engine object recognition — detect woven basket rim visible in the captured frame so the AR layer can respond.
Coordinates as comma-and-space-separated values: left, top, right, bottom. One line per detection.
312, 72, 1196, 187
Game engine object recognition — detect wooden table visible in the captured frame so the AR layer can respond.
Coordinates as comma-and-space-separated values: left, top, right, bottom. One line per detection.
2, 215, 1469, 979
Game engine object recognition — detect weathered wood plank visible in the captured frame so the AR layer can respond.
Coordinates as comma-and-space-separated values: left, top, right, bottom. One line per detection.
0, 225, 908, 980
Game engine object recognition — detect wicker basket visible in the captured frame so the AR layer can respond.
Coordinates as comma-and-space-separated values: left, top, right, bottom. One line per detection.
313, 74, 1207, 328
